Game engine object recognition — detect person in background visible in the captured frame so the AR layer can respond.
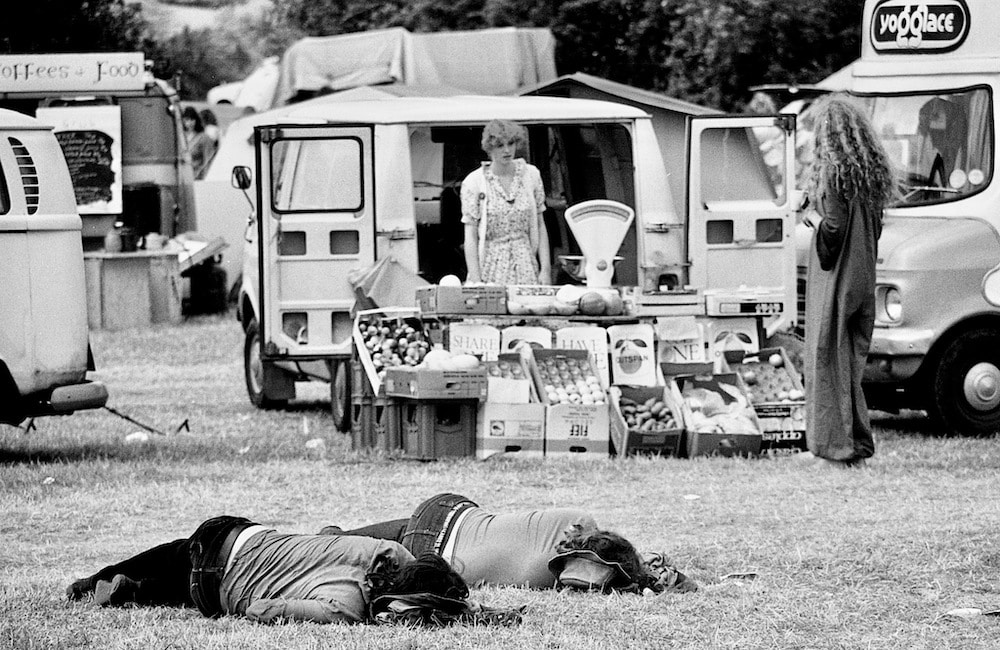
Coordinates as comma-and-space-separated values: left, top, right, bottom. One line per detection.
66, 515, 469, 625
182, 106, 214, 180
461, 119, 551, 285
799, 95, 897, 468
319, 493, 696, 594
200, 108, 220, 145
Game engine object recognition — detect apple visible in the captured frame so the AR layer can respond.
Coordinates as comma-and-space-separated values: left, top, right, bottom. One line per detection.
768, 353, 784, 368
742, 369, 757, 385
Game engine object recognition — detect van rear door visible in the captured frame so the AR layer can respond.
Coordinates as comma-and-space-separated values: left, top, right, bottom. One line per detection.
687, 115, 797, 333
256, 124, 375, 360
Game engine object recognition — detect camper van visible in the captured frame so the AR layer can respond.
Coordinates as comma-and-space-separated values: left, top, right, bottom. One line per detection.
233, 94, 797, 429
808, 0, 1000, 434
0, 108, 107, 425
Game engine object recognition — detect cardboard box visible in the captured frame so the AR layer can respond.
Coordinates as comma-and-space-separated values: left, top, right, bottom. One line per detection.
527, 349, 610, 457
484, 353, 534, 404
384, 367, 488, 401
608, 324, 657, 386
417, 285, 507, 315
609, 384, 685, 457
476, 402, 546, 459
506, 285, 560, 309
352, 308, 424, 396
675, 372, 762, 458
448, 322, 501, 361
655, 316, 707, 365
755, 402, 807, 455
556, 326, 611, 388
702, 317, 760, 366
501, 326, 552, 352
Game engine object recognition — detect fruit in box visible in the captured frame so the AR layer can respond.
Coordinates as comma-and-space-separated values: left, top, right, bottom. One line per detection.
682, 383, 758, 434
619, 395, 679, 432
487, 359, 527, 379
359, 318, 429, 373
737, 351, 802, 403
536, 355, 606, 405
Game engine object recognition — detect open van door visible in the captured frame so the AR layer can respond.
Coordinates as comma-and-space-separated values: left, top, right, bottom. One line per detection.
255, 124, 375, 372
687, 115, 797, 335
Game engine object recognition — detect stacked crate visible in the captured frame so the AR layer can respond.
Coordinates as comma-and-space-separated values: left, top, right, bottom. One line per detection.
350, 357, 400, 452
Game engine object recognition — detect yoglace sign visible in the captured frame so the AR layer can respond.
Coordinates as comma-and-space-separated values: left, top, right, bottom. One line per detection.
870, 0, 970, 53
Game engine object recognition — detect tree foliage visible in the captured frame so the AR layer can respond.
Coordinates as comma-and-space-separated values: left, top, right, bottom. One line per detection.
275, 0, 863, 111
0, 0, 154, 54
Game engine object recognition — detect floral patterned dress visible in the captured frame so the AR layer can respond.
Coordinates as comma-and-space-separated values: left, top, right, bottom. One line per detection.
461, 159, 545, 284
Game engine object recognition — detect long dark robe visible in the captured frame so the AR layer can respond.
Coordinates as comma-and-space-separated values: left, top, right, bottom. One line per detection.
804, 184, 882, 461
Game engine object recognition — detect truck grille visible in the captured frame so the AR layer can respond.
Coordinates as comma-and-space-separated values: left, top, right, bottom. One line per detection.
8, 138, 39, 215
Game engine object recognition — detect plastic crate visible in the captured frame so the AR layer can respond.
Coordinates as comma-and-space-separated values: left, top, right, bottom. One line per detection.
350, 395, 400, 452
399, 400, 478, 460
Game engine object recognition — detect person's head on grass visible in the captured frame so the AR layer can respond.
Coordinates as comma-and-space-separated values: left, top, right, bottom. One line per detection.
367, 551, 469, 602
551, 524, 650, 592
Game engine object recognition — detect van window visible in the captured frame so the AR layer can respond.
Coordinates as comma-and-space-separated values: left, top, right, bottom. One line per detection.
855, 87, 994, 206
270, 137, 364, 213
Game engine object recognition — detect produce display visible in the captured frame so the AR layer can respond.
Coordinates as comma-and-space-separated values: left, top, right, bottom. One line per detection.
737, 350, 804, 404
682, 382, 759, 434
535, 354, 606, 405
506, 285, 624, 317
618, 395, 680, 432
357, 316, 431, 381
486, 359, 528, 379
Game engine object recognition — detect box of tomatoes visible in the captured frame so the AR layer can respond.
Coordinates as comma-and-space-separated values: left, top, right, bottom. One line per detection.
527, 349, 610, 457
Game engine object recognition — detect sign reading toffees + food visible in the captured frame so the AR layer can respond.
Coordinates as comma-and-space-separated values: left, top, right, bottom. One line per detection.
0, 53, 146, 93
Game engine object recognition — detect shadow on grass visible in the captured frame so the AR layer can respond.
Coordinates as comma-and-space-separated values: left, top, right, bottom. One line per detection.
871, 409, 945, 437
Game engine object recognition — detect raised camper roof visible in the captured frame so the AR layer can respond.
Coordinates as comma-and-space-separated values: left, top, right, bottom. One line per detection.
0, 107, 54, 130
277, 94, 651, 126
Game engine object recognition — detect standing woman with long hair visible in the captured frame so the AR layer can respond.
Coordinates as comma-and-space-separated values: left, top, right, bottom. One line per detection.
801, 96, 897, 467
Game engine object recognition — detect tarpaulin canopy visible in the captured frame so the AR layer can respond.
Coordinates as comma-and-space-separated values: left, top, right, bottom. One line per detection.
271, 27, 557, 108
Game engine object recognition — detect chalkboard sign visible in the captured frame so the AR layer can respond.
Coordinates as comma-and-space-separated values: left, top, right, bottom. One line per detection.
36, 105, 123, 214
55, 130, 115, 206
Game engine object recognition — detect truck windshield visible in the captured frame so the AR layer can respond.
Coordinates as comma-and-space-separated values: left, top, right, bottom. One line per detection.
855, 88, 993, 207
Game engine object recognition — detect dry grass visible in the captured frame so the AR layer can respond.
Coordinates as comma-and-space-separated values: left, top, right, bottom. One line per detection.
2, 313, 1000, 649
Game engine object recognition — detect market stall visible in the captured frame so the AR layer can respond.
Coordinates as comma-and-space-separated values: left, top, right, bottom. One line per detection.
346, 200, 807, 460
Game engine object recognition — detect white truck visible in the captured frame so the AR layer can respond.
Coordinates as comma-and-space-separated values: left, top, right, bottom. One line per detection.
809, 0, 1000, 434
231, 94, 798, 430
0, 108, 107, 425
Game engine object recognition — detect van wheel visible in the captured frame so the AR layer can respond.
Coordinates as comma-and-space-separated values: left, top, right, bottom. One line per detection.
330, 359, 352, 433
244, 319, 289, 409
928, 328, 1000, 436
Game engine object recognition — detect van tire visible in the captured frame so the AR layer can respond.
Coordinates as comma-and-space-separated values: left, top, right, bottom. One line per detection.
244, 319, 291, 409
330, 359, 351, 433
928, 327, 1000, 436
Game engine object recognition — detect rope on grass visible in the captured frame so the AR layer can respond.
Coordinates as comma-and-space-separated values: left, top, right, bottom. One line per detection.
103, 405, 175, 436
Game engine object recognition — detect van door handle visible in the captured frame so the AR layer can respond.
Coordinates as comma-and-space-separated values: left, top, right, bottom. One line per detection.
733, 238, 757, 247
376, 228, 416, 240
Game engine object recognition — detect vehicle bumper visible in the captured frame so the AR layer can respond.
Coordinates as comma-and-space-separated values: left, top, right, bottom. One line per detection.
864, 327, 935, 383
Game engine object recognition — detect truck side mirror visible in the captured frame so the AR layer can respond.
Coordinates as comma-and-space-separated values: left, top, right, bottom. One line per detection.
231, 166, 252, 190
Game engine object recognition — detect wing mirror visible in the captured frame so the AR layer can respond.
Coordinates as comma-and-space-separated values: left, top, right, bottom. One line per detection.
231, 166, 252, 190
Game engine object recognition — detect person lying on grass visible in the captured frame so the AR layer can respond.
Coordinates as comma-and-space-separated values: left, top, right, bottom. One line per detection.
65, 515, 520, 626
319, 493, 697, 594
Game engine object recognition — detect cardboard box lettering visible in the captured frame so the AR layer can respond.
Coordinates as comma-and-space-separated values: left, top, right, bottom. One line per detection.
448, 322, 500, 361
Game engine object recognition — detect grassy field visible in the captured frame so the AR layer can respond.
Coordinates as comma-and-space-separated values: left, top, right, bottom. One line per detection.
3, 314, 1000, 649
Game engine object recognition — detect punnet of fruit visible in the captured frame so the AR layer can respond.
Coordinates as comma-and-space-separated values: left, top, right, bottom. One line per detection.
679, 377, 760, 435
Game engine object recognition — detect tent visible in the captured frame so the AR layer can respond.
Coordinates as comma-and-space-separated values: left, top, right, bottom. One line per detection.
268, 27, 556, 110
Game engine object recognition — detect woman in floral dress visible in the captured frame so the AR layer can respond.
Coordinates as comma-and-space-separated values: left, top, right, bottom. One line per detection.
461, 120, 550, 284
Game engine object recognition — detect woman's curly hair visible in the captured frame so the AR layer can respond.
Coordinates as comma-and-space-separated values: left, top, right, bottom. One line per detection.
555, 524, 652, 591
481, 119, 527, 154
805, 95, 899, 220
367, 551, 469, 601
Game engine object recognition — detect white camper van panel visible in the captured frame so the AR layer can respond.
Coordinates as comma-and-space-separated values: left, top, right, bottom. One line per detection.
687, 116, 797, 330
0, 120, 91, 395
258, 125, 376, 358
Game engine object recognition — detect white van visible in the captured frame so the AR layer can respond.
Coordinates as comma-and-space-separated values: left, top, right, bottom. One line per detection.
809, 0, 1000, 434
233, 94, 797, 429
0, 109, 108, 425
